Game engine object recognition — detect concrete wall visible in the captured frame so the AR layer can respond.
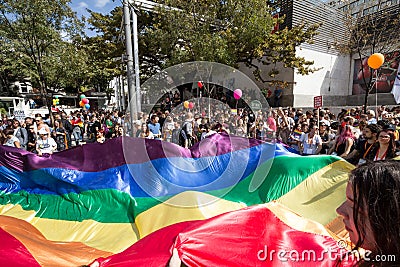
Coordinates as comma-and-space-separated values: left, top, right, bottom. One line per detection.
237, 49, 397, 108
293, 47, 351, 107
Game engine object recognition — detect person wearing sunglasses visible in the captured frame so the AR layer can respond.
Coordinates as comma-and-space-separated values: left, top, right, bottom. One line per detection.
36, 128, 57, 156
26, 125, 37, 153
12, 119, 28, 150
346, 124, 381, 165
367, 129, 397, 161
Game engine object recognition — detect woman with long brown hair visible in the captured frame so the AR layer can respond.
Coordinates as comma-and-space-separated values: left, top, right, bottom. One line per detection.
367, 129, 397, 161
329, 124, 356, 158
138, 123, 154, 139
337, 161, 400, 266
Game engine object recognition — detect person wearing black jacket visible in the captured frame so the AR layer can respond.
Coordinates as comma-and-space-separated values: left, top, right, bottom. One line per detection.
87, 116, 101, 142
345, 124, 381, 165
12, 119, 28, 150
26, 124, 37, 153
56, 113, 73, 148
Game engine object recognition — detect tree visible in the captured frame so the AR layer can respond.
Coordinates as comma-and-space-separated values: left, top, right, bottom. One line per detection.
86, 1, 321, 94
143, 0, 321, 81
44, 39, 90, 94
0, 0, 82, 108
84, 7, 124, 93
0, 39, 31, 96
85, 6, 161, 85
335, 1, 400, 113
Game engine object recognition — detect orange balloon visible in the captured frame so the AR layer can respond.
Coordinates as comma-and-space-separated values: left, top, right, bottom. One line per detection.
367, 53, 385, 69
183, 101, 189, 108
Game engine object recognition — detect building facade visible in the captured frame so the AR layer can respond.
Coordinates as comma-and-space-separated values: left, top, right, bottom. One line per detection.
240, 0, 400, 107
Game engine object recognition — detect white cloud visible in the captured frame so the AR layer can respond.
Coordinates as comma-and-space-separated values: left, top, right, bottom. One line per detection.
78, 2, 89, 9
95, 0, 110, 8
60, 30, 72, 43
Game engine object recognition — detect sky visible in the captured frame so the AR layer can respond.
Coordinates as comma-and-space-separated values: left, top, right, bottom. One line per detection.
69, 0, 121, 36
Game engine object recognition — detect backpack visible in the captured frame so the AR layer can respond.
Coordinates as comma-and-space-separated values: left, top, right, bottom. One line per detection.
16, 127, 28, 149
178, 128, 187, 147
179, 122, 193, 147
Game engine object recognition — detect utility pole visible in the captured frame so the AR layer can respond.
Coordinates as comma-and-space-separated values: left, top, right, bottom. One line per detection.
132, 8, 141, 115
120, 57, 126, 111
120, 77, 126, 111
116, 75, 122, 111
126, 0, 182, 116
123, 0, 137, 134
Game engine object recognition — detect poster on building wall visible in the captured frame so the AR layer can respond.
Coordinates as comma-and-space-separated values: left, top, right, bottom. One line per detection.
352, 51, 399, 95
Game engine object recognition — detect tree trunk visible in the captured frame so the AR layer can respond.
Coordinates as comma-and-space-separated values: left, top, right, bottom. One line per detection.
363, 69, 376, 114
39, 84, 48, 107
38, 73, 54, 126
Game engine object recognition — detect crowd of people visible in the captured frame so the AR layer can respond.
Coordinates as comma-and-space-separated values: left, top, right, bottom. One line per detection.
278, 106, 400, 164
134, 98, 400, 165
1, 94, 400, 265
1, 91, 400, 164
0, 110, 126, 155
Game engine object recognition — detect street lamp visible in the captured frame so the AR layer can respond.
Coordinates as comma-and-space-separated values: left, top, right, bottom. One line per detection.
122, 0, 176, 134
123, 0, 137, 132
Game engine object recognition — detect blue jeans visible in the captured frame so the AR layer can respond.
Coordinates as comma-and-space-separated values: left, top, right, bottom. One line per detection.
72, 127, 82, 145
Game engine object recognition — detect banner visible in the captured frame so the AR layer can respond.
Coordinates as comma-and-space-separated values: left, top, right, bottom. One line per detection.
0, 135, 353, 266
353, 51, 399, 95
392, 64, 400, 104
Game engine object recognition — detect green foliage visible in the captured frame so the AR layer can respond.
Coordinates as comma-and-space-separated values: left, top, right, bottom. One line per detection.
86, 0, 321, 86
45, 39, 90, 92
0, 0, 83, 104
83, 7, 125, 94
146, 0, 321, 80
0, 39, 31, 95
0, 0, 323, 103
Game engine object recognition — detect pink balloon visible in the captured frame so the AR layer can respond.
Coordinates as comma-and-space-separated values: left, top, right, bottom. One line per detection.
82, 98, 89, 104
188, 102, 194, 109
233, 89, 242, 100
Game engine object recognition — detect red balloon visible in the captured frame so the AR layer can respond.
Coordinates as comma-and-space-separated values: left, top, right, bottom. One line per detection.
82, 98, 89, 104
188, 102, 194, 109
197, 81, 203, 89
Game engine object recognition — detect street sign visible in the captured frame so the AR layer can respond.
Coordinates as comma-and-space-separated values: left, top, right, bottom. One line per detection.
13, 109, 26, 121
250, 100, 262, 111
314, 96, 323, 109
13, 100, 28, 121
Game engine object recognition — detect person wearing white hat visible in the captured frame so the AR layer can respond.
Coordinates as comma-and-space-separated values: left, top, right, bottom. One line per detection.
367, 110, 377, 125
36, 128, 57, 156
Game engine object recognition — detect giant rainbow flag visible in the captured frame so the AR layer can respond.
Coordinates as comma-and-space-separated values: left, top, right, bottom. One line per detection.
0, 133, 355, 266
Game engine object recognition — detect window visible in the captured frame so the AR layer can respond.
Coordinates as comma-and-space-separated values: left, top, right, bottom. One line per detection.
20, 83, 28, 93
